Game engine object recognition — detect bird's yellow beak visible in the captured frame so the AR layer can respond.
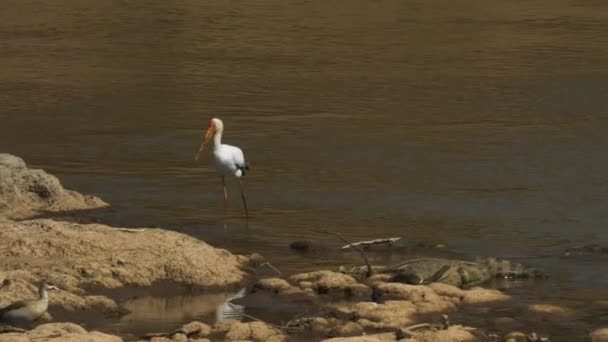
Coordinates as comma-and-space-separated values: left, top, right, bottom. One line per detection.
195, 127, 215, 161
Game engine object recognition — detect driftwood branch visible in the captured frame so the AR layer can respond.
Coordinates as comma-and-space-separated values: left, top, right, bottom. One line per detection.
259, 262, 282, 276
340, 237, 401, 250
315, 230, 373, 277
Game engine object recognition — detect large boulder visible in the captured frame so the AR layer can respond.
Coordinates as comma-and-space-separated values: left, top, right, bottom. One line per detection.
0, 219, 253, 314
0, 154, 107, 220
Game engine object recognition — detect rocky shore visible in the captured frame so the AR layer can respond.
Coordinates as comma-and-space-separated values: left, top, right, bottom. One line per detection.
0, 154, 606, 342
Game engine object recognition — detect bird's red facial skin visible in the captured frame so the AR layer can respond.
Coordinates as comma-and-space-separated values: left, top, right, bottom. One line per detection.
209, 120, 216, 129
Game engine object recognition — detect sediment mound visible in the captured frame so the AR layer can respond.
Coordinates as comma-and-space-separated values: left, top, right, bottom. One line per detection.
0, 219, 253, 313
0, 154, 107, 220
0, 322, 122, 342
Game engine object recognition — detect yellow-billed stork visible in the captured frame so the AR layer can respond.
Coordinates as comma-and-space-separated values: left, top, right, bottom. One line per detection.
195, 118, 249, 218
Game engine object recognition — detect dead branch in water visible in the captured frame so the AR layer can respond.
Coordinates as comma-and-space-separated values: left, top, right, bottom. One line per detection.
340, 237, 401, 250
259, 262, 282, 275
314, 230, 373, 277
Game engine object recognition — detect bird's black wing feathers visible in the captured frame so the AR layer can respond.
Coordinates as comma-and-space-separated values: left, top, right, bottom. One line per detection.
236, 161, 249, 175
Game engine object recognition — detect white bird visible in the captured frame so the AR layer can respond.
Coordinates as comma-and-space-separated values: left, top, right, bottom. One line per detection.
0, 282, 61, 326
195, 117, 249, 218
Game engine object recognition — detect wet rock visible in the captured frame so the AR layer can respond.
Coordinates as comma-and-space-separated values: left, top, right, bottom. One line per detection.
149, 338, 171, 342
428, 282, 466, 298
527, 304, 573, 318
461, 287, 511, 305
0, 322, 122, 341
170, 333, 187, 342
251, 278, 314, 301
363, 274, 392, 287
372, 283, 456, 314
174, 321, 211, 338
404, 326, 477, 342
290, 240, 318, 252
504, 331, 528, 342
330, 300, 418, 329
321, 333, 395, 341
0, 154, 108, 220
492, 316, 522, 331
334, 321, 364, 336
591, 328, 608, 342
289, 271, 372, 299
212, 320, 286, 341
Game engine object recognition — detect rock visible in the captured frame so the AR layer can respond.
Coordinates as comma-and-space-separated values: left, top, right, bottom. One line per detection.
289, 271, 372, 299
0, 219, 252, 314
149, 338, 171, 342
174, 321, 211, 337
331, 300, 418, 329
591, 328, 608, 342
404, 326, 477, 342
170, 333, 187, 342
212, 320, 286, 341
0, 154, 26, 169
504, 331, 528, 342
461, 287, 511, 305
372, 283, 456, 314
527, 304, 573, 318
290, 240, 317, 252
428, 282, 466, 298
252, 278, 313, 301
492, 316, 522, 331
334, 322, 363, 336
363, 274, 392, 287
0, 154, 108, 220
321, 333, 395, 341
0, 322, 123, 341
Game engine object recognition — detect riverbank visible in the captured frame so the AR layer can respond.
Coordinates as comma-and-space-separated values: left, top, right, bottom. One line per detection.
0, 154, 606, 341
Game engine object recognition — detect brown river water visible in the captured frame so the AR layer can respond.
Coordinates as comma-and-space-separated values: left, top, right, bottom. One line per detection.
1, 0, 608, 340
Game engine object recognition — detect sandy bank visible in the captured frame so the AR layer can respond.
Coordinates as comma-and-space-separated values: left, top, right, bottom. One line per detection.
0, 154, 257, 340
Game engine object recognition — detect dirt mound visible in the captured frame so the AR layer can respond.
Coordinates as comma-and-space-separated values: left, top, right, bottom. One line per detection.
0, 219, 253, 314
0, 322, 122, 341
0, 154, 107, 220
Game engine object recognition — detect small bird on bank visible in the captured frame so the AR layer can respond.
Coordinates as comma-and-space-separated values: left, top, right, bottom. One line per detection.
195, 117, 249, 218
0, 282, 60, 326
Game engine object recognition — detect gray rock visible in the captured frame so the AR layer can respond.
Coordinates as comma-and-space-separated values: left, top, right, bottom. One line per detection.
0, 154, 26, 169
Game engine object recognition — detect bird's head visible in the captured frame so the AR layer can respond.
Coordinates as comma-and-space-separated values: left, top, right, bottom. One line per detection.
38, 282, 61, 299
195, 118, 223, 161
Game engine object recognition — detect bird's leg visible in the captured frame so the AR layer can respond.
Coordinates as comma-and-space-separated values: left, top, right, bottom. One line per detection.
222, 176, 228, 202
237, 179, 249, 219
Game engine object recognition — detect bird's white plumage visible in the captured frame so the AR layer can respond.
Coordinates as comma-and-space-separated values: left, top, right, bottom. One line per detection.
213, 144, 246, 178
197, 117, 250, 217
208, 118, 247, 178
